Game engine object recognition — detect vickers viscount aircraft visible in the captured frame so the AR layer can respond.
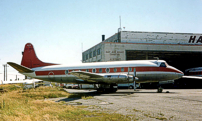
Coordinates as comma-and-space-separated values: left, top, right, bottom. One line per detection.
8, 43, 184, 92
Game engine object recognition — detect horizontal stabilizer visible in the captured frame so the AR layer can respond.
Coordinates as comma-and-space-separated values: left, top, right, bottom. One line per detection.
183, 76, 202, 79
7, 62, 34, 73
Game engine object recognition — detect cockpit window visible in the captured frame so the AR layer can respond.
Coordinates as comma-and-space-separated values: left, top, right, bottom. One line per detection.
160, 62, 167, 67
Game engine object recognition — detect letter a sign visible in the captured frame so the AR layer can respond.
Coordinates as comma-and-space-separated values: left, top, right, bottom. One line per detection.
189, 36, 202, 43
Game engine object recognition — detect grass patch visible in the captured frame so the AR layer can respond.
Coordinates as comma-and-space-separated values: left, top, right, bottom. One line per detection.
68, 93, 94, 99
133, 108, 142, 112
133, 109, 167, 120
143, 112, 167, 120
0, 84, 21, 92
82, 96, 94, 100
156, 117, 167, 120
20, 86, 68, 99
0, 84, 133, 121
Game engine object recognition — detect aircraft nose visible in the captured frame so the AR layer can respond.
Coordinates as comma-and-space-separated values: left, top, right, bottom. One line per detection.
174, 68, 184, 79
168, 65, 184, 79
178, 73, 184, 79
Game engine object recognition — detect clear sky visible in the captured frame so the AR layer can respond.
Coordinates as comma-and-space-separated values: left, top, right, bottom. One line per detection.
0, 0, 202, 81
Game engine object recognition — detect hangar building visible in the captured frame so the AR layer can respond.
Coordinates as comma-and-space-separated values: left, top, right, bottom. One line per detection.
82, 31, 202, 73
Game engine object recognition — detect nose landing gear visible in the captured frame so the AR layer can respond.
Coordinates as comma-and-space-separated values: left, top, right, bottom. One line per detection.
157, 87, 163, 93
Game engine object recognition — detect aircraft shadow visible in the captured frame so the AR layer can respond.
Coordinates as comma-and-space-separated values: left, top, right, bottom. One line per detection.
56, 91, 99, 102
56, 90, 176, 102
56, 97, 81, 102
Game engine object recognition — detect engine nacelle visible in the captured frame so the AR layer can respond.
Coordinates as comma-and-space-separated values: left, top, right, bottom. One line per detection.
103, 74, 134, 83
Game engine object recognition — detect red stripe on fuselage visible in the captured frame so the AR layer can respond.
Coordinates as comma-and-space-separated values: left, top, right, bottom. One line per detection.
35, 67, 182, 76
35, 70, 66, 76
136, 67, 182, 74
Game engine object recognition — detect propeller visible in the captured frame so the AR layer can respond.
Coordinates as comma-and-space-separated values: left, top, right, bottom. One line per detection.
133, 68, 139, 91
127, 67, 138, 90
128, 67, 130, 82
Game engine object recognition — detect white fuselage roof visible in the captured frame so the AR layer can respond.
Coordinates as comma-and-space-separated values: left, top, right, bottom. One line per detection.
32, 60, 163, 71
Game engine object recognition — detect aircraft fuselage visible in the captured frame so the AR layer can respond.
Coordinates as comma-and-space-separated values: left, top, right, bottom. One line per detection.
22, 60, 183, 84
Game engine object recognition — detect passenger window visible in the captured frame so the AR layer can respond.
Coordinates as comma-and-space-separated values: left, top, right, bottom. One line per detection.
106, 68, 110, 73
160, 62, 167, 67
99, 68, 102, 73
121, 67, 124, 72
92, 68, 96, 73
86, 69, 89, 72
65, 70, 68, 74
114, 68, 117, 72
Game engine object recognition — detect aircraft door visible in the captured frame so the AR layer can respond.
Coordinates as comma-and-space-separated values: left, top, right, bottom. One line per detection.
48, 71, 55, 80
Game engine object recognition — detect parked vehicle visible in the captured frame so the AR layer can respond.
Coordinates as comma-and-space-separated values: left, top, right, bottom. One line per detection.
65, 84, 79, 89
118, 83, 140, 89
72, 84, 79, 89
79, 84, 94, 89
118, 83, 134, 89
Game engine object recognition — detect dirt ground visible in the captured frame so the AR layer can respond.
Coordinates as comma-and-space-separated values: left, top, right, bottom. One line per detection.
49, 89, 202, 121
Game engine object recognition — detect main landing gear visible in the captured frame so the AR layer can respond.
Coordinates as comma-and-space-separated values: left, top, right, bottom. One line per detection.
157, 87, 163, 93
97, 83, 118, 93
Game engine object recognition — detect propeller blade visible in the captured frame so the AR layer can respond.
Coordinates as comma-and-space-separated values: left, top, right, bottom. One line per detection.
134, 68, 136, 77
133, 68, 136, 90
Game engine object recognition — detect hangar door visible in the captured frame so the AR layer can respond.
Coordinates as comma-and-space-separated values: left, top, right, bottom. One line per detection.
126, 50, 202, 72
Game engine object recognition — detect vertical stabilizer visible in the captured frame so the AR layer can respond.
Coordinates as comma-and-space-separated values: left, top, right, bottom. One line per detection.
21, 43, 58, 68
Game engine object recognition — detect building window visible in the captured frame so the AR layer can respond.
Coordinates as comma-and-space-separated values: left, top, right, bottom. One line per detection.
99, 68, 102, 73
86, 54, 88, 60
114, 40, 118, 42
65, 70, 68, 74
83, 54, 85, 61
89, 52, 92, 58
114, 68, 117, 72
106, 68, 110, 73
86, 69, 89, 72
93, 50, 96, 57
92, 68, 96, 73
121, 67, 124, 72
97, 48, 101, 55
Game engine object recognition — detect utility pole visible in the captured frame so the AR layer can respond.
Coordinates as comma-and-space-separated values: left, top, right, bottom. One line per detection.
117, 16, 122, 43
118, 16, 122, 32
3, 65, 5, 81
6, 64, 7, 81
3, 64, 5, 81
3, 64, 8, 81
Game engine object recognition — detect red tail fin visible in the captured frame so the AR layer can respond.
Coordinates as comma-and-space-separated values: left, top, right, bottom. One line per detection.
21, 43, 58, 68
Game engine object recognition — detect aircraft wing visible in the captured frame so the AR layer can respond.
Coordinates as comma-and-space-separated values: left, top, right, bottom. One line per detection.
70, 71, 104, 79
70, 71, 134, 84
183, 76, 202, 79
